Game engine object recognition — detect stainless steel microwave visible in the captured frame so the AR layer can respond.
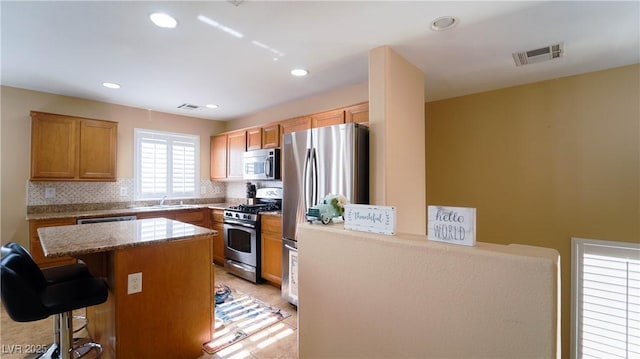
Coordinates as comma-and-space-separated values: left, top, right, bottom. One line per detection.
243, 148, 281, 180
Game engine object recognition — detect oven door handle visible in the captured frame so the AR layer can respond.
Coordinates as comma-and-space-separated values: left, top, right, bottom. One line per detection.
224, 220, 256, 229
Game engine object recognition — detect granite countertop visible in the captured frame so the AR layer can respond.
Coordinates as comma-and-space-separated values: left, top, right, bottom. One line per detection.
38, 218, 217, 257
26, 202, 234, 221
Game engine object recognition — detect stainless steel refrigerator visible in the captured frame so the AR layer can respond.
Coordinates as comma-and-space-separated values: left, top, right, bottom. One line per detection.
281, 122, 369, 305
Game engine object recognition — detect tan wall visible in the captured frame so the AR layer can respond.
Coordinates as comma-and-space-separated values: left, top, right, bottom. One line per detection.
369, 45, 426, 235
298, 223, 560, 358
425, 64, 640, 358
0, 86, 224, 246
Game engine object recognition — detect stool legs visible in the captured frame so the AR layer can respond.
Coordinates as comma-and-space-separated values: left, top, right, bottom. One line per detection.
60, 312, 73, 359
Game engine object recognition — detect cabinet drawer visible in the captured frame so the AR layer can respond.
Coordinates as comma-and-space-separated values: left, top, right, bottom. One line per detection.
261, 215, 282, 233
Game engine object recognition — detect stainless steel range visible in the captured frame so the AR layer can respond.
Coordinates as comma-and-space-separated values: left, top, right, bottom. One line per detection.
223, 187, 282, 283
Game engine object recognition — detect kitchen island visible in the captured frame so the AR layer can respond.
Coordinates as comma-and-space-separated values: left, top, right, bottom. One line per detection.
38, 218, 216, 359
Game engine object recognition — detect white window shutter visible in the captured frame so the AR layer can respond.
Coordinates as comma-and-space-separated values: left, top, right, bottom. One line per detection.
134, 129, 199, 200
573, 238, 640, 359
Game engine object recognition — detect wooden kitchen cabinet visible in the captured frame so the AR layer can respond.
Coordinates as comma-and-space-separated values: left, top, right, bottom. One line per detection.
136, 208, 208, 227
210, 134, 228, 180
261, 214, 282, 286
29, 218, 77, 268
30, 111, 117, 181
311, 108, 345, 128
345, 102, 369, 125
262, 123, 280, 149
210, 130, 246, 180
209, 209, 225, 265
279, 116, 311, 136
227, 130, 246, 179
247, 127, 262, 150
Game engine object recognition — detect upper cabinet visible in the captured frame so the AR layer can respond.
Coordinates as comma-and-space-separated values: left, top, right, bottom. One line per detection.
210, 134, 228, 180
261, 124, 280, 149
227, 130, 247, 179
247, 127, 263, 151
210, 130, 246, 180
279, 116, 312, 137
345, 102, 369, 126
311, 108, 345, 128
30, 111, 117, 181
209, 102, 368, 181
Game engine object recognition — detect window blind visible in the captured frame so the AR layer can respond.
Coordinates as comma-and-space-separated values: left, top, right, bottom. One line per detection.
134, 129, 199, 200
573, 238, 640, 359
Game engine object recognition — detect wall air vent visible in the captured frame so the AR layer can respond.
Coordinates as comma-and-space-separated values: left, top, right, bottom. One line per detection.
177, 103, 200, 110
512, 43, 563, 66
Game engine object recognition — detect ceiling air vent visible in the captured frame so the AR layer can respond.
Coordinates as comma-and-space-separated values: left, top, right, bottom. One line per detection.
177, 103, 200, 110
513, 43, 563, 66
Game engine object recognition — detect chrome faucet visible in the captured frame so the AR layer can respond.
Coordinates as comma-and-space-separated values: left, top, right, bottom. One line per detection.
160, 196, 167, 206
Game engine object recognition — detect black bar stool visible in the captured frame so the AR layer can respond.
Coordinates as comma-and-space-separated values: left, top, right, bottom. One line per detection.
1, 243, 108, 359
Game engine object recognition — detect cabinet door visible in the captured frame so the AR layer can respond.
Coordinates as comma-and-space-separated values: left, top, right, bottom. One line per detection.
210, 209, 225, 265
175, 209, 207, 227
247, 127, 262, 151
210, 134, 228, 180
345, 102, 369, 125
79, 119, 117, 180
30, 113, 77, 179
311, 108, 345, 128
261, 215, 282, 285
279, 116, 311, 136
227, 130, 247, 179
261, 232, 282, 285
262, 124, 280, 149
30, 218, 77, 268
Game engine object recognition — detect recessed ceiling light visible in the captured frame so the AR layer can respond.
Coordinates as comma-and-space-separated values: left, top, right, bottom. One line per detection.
102, 82, 121, 89
206, 104, 219, 109
431, 16, 458, 31
290, 68, 309, 77
150, 12, 178, 29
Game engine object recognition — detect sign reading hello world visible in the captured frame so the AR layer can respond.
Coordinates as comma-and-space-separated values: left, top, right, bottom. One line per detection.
427, 205, 476, 246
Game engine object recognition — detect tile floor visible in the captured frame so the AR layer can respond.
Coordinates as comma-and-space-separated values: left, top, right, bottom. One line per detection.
0, 264, 298, 359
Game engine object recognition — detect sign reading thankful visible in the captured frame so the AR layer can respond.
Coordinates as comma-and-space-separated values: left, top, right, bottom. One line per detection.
344, 204, 396, 235
427, 205, 476, 246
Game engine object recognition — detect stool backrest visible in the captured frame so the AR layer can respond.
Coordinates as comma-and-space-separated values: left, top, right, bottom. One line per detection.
0, 252, 50, 322
2, 243, 47, 290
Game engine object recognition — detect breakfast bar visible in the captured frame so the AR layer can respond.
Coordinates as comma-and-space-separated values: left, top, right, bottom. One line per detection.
38, 218, 216, 359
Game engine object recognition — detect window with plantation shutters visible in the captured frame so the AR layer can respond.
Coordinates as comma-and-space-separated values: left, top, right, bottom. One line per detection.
572, 237, 640, 359
134, 129, 199, 200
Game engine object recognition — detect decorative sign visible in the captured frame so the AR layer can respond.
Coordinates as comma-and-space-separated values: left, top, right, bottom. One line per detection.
344, 204, 396, 235
427, 205, 476, 246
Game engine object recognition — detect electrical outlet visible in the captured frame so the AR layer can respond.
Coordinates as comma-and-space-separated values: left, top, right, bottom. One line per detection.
127, 272, 142, 294
120, 187, 128, 197
45, 187, 56, 199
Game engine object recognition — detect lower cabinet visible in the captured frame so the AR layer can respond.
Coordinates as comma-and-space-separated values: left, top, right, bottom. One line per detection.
261, 214, 282, 286
29, 218, 77, 268
136, 208, 208, 227
209, 209, 225, 265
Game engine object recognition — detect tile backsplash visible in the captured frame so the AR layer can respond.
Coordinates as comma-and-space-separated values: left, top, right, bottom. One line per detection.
27, 178, 226, 206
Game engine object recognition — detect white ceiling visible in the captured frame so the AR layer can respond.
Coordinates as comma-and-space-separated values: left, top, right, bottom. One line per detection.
2, 1, 639, 121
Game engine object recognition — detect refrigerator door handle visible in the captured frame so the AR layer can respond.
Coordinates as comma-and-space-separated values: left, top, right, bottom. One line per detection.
303, 148, 312, 212
284, 243, 298, 252
311, 148, 319, 206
